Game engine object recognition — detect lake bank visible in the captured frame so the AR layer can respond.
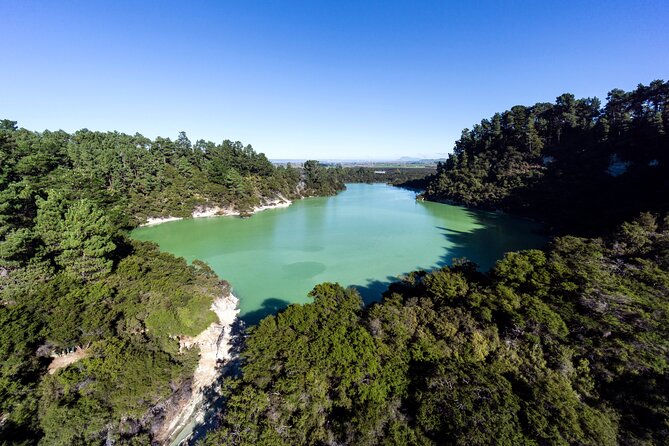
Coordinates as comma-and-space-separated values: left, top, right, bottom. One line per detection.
140, 195, 293, 227
154, 289, 240, 446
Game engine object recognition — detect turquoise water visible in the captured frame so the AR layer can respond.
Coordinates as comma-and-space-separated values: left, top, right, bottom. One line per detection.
132, 184, 544, 324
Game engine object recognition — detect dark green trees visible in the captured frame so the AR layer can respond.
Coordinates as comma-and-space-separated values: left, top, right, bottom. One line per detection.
425, 81, 669, 234
0, 121, 352, 444
205, 283, 392, 445
303, 160, 345, 196
205, 214, 669, 445
35, 194, 116, 282
0, 123, 346, 229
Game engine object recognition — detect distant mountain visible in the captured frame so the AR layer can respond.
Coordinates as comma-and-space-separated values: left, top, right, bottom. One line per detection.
270, 157, 446, 166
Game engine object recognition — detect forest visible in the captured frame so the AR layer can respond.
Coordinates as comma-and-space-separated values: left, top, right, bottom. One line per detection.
0, 123, 343, 444
204, 213, 669, 445
0, 122, 345, 228
424, 81, 669, 234
339, 167, 435, 189
201, 82, 669, 445
1, 81, 668, 446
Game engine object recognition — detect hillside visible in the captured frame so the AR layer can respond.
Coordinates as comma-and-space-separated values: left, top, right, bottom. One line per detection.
424, 81, 669, 234
204, 214, 669, 445
0, 122, 344, 444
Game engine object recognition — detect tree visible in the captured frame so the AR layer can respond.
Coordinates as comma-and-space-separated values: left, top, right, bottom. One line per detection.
36, 193, 116, 281
0, 119, 17, 131
58, 200, 116, 281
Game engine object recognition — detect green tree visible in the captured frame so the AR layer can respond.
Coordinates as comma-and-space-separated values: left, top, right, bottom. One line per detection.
36, 193, 115, 281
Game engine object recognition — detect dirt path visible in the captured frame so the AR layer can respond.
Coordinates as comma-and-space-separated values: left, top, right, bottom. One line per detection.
47, 347, 90, 374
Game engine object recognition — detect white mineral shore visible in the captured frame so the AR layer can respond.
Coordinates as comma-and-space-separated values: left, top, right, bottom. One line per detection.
158, 291, 240, 446
141, 216, 183, 227
252, 198, 292, 213
142, 195, 293, 227
191, 206, 231, 218
192, 195, 293, 219
180, 292, 239, 391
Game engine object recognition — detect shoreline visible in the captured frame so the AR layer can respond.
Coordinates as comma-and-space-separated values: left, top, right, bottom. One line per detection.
140, 196, 293, 227
141, 216, 184, 226
155, 289, 240, 446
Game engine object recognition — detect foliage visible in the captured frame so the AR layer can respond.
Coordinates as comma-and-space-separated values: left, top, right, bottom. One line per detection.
3, 79, 669, 445
425, 81, 669, 234
339, 167, 435, 189
205, 215, 669, 445
302, 160, 346, 196
0, 122, 344, 229
0, 121, 338, 444
0, 234, 219, 444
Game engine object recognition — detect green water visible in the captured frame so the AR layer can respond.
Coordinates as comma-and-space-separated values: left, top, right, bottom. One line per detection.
132, 183, 544, 324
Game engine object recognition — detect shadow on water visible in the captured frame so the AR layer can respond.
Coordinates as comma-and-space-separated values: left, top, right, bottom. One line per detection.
432, 207, 545, 270
353, 208, 545, 305
434, 224, 489, 268
180, 206, 546, 444
353, 277, 402, 306
240, 297, 292, 326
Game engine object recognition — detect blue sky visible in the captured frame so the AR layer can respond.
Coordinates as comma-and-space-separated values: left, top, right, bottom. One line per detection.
2, 1, 668, 159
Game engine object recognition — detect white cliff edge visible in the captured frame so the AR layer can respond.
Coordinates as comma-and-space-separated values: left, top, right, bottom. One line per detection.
141, 216, 183, 227
191, 195, 293, 219
157, 291, 240, 445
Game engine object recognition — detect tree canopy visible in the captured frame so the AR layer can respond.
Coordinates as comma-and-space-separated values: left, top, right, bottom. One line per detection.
205, 214, 669, 445
0, 123, 344, 444
2, 80, 669, 445
424, 81, 669, 234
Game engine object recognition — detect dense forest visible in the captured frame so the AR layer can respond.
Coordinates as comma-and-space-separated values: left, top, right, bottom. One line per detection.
204, 213, 669, 445
0, 120, 345, 227
200, 82, 669, 446
424, 81, 669, 234
0, 122, 344, 444
2, 80, 669, 446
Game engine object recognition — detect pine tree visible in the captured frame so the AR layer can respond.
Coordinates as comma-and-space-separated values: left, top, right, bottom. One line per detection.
58, 200, 116, 281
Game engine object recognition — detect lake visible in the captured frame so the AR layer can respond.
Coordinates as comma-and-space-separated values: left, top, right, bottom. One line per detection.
131, 183, 545, 324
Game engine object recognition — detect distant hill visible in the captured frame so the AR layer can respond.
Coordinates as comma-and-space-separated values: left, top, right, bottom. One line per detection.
271, 157, 447, 167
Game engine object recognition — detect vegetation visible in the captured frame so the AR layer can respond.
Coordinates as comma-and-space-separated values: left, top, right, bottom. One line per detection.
205, 213, 669, 445
201, 81, 669, 445
0, 120, 344, 228
302, 160, 346, 197
3, 80, 669, 445
424, 81, 669, 234
340, 167, 435, 189
1, 234, 219, 444
0, 121, 344, 444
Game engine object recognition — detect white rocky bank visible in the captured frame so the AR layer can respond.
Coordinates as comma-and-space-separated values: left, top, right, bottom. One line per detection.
140, 195, 292, 227
156, 291, 240, 445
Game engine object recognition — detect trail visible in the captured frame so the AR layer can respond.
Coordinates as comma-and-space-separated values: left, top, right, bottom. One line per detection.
47, 346, 90, 375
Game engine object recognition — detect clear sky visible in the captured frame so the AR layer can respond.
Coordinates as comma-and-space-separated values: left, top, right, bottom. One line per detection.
2, 1, 668, 159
